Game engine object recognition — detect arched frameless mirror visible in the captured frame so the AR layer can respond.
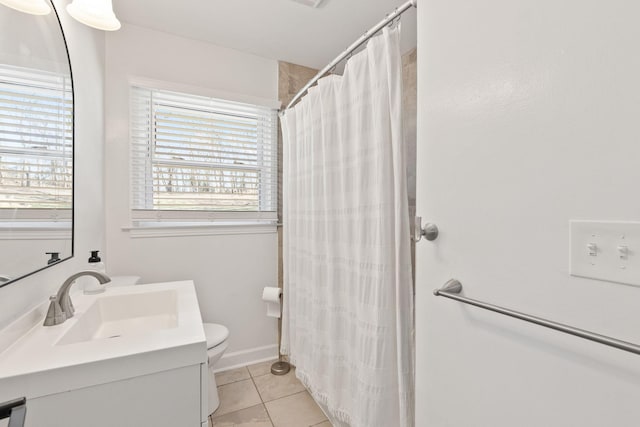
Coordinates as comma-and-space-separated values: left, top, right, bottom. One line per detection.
0, 0, 74, 287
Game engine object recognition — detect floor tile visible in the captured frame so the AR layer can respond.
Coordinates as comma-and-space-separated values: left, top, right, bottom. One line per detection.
216, 367, 251, 386
211, 404, 273, 427
247, 359, 277, 377
265, 391, 327, 427
311, 422, 332, 427
214, 379, 263, 417
253, 369, 306, 402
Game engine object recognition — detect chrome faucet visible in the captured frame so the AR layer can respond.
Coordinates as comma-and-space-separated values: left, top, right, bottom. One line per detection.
43, 270, 111, 326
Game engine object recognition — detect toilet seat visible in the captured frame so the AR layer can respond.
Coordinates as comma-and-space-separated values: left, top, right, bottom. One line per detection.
204, 323, 229, 349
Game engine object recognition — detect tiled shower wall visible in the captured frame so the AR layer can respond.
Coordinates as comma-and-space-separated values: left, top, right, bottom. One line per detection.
402, 48, 418, 281
276, 61, 319, 318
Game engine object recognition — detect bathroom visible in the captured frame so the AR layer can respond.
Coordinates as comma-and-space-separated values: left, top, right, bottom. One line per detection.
1, 0, 640, 426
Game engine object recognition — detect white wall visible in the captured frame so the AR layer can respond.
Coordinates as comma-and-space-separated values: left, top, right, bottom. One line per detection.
416, 1, 640, 426
0, 4, 69, 73
0, 0, 105, 330
0, 238, 69, 280
104, 24, 279, 366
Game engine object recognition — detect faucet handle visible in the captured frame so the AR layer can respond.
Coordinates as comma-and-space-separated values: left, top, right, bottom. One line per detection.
43, 295, 66, 326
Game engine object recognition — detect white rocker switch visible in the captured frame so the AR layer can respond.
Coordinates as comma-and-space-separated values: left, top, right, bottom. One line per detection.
618, 245, 629, 260
571, 221, 640, 286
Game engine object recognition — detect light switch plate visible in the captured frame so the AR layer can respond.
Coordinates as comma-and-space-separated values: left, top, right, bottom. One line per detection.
570, 220, 640, 286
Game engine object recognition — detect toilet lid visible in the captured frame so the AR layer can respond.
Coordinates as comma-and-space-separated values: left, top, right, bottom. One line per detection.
204, 323, 229, 349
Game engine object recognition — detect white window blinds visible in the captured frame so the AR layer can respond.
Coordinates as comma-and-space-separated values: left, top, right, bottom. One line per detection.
0, 65, 73, 213
130, 87, 277, 221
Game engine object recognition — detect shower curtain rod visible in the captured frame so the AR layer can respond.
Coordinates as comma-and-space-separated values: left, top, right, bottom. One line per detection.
281, 0, 417, 112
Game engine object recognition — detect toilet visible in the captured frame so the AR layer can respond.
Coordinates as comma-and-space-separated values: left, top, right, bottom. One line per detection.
203, 323, 230, 415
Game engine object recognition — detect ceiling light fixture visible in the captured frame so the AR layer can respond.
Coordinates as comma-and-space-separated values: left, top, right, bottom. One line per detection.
0, 0, 51, 15
66, 0, 120, 31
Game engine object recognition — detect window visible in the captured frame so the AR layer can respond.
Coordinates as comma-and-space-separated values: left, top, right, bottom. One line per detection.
130, 87, 277, 225
0, 64, 72, 220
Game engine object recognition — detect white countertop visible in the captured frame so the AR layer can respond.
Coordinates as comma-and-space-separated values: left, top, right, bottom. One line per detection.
0, 280, 206, 401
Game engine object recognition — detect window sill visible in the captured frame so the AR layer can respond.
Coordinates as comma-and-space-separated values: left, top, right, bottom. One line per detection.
121, 221, 278, 238
0, 221, 72, 240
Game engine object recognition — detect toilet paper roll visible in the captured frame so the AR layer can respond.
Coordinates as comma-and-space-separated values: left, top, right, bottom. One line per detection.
262, 286, 282, 318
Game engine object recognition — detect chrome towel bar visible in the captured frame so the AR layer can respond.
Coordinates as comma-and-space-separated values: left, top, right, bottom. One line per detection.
434, 279, 640, 356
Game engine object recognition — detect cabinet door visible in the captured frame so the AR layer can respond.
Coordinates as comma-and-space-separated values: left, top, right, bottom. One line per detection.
26, 366, 201, 427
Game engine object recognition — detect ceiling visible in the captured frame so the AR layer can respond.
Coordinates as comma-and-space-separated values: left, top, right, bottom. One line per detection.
111, 0, 417, 70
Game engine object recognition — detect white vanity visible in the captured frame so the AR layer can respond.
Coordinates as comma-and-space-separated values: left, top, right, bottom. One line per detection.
0, 281, 208, 427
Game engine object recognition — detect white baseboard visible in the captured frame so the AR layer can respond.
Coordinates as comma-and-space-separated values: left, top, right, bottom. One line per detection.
214, 344, 278, 373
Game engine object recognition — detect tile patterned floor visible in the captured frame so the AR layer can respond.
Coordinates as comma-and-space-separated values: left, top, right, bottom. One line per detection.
210, 360, 331, 427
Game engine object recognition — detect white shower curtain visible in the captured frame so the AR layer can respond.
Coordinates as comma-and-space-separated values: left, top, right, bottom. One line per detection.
280, 26, 414, 427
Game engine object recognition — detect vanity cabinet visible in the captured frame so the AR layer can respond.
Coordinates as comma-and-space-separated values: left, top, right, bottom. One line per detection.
25, 364, 206, 427
0, 281, 209, 427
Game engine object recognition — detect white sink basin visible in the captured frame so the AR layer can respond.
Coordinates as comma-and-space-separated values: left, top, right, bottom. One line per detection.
0, 281, 206, 403
56, 290, 178, 345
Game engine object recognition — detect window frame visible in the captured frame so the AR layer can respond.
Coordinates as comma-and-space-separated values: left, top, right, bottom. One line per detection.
127, 80, 279, 235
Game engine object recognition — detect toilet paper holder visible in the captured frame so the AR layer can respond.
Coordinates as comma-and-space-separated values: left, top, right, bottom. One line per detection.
262, 286, 291, 376
262, 287, 282, 319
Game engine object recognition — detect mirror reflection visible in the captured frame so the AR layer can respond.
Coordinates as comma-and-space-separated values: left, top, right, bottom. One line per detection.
0, 0, 73, 286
